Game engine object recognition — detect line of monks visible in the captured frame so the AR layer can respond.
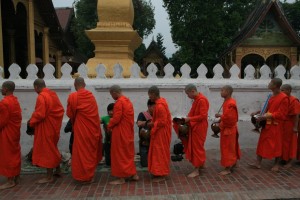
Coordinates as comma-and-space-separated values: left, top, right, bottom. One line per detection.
0, 77, 299, 190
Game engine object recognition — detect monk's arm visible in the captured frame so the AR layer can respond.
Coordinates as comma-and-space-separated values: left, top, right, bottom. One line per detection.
0, 102, 10, 129
153, 104, 168, 130
107, 101, 122, 129
268, 97, 289, 121
220, 104, 237, 125
188, 99, 208, 122
66, 96, 74, 120
30, 95, 46, 127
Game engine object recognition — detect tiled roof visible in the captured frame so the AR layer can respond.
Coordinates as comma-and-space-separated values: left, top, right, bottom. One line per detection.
220, 0, 300, 58
55, 7, 73, 31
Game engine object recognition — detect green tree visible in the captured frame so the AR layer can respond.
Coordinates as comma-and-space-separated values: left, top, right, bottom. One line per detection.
163, 0, 257, 77
71, 0, 155, 61
156, 33, 166, 54
282, 0, 300, 35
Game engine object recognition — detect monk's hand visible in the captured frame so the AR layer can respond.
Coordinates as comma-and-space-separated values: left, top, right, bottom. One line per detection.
264, 113, 272, 120
184, 117, 190, 123
215, 114, 221, 118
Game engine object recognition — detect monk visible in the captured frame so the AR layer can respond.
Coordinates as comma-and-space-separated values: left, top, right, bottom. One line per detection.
107, 85, 138, 185
147, 86, 172, 182
281, 84, 299, 168
0, 81, 22, 190
29, 79, 64, 183
182, 84, 209, 177
67, 77, 102, 184
215, 85, 241, 175
248, 78, 289, 172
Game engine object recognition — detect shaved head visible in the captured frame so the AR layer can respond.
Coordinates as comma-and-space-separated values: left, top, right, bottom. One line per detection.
110, 85, 122, 94
272, 78, 282, 88
2, 81, 15, 92
74, 77, 86, 87
223, 85, 233, 95
148, 86, 160, 97
281, 84, 292, 92
33, 79, 46, 89
185, 84, 197, 92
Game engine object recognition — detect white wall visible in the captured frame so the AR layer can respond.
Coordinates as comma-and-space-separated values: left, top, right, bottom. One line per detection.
1, 63, 300, 155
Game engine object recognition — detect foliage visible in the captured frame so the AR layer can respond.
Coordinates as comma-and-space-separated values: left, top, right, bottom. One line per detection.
156, 33, 166, 54
282, 0, 300, 36
163, 0, 257, 77
71, 0, 155, 61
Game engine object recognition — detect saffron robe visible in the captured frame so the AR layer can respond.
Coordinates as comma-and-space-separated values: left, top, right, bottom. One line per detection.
185, 93, 209, 167
30, 88, 64, 168
67, 88, 102, 181
0, 95, 22, 177
148, 98, 172, 176
219, 98, 241, 167
107, 95, 136, 177
282, 96, 299, 161
256, 92, 288, 159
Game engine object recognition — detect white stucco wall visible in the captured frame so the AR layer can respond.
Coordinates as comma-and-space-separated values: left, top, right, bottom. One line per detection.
1, 63, 300, 155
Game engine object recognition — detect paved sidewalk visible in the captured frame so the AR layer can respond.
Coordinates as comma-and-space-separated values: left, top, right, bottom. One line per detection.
1, 148, 300, 200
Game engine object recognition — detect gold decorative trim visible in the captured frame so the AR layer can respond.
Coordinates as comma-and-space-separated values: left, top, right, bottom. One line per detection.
238, 47, 291, 60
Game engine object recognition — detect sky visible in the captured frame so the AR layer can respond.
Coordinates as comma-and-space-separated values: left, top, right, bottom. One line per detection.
52, 0, 295, 58
52, 0, 177, 57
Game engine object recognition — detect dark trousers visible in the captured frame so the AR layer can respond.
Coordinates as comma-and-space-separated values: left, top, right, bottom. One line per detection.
104, 142, 111, 166
140, 145, 149, 167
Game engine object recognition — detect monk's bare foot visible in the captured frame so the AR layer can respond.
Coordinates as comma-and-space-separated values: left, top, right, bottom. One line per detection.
77, 178, 95, 185
0, 182, 16, 190
187, 168, 200, 178
247, 162, 261, 169
219, 169, 231, 176
109, 178, 125, 185
152, 176, 166, 183
130, 174, 139, 181
36, 177, 53, 184
271, 164, 279, 172
283, 161, 292, 169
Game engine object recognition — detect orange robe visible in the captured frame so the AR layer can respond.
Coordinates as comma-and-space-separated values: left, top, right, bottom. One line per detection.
67, 88, 102, 181
148, 98, 172, 176
219, 98, 241, 167
107, 96, 136, 178
30, 88, 64, 168
256, 92, 288, 159
185, 93, 209, 167
0, 95, 22, 177
282, 96, 299, 161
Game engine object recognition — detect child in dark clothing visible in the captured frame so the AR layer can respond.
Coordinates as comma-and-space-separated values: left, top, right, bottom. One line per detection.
101, 103, 114, 166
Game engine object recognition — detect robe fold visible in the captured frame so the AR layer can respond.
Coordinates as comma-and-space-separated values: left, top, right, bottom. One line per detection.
67, 88, 102, 181
0, 95, 22, 177
219, 98, 241, 167
185, 93, 209, 167
282, 96, 299, 161
256, 92, 288, 159
30, 88, 64, 168
107, 95, 136, 178
148, 98, 172, 176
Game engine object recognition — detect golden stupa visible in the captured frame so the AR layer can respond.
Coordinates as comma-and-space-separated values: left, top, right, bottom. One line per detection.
86, 0, 142, 77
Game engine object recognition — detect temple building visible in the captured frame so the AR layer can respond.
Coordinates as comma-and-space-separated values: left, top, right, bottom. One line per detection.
221, 0, 300, 78
0, 0, 79, 78
140, 40, 168, 77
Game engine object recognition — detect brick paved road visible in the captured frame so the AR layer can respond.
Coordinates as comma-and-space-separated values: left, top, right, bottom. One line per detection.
1, 148, 300, 199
